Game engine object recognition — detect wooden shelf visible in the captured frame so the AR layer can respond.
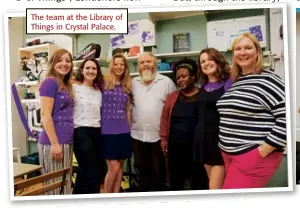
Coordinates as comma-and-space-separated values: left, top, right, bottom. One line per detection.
19, 43, 54, 53
73, 57, 107, 65
15, 80, 39, 87
71, 51, 200, 67
21, 99, 39, 104
156, 51, 200, 58
125, 50, 200, 62
28, 137, 38, 142
32, 127, 43, 132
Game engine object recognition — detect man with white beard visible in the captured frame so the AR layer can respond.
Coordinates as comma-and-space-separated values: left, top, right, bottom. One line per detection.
131, 52, 177, 192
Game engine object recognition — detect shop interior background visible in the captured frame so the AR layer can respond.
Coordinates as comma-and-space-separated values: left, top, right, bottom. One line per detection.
7, 7, 288, 195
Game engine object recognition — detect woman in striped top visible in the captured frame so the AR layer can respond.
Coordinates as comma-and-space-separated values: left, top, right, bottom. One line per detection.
216, 33, 286, 189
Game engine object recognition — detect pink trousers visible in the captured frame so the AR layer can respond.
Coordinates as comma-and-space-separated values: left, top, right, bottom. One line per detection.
221, 147, 283, 189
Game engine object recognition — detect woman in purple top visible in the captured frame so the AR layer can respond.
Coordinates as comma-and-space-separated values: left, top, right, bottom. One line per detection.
193, 48, 232, 190
101, 53, 132, 193
38, 48, 74, 195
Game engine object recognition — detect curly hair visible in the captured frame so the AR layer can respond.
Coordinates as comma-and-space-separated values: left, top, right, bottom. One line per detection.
173, 57, 198, 83
198, 48, 231, 85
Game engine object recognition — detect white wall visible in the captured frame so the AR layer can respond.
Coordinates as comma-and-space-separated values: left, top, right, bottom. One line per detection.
270, 8, 285, 80
9, 17, 27, 157
296, 14, 300, 142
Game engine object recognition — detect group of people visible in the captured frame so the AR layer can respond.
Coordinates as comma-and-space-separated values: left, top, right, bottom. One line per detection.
37, 32, 286, 195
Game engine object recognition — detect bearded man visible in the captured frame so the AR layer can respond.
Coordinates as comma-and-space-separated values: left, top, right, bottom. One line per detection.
131, 52, 177, 192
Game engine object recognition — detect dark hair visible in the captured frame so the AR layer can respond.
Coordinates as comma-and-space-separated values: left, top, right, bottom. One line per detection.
173, 57, 198, 83
75, 59, 104, 88
198, 48, 230, 85
113, 48, 123, 55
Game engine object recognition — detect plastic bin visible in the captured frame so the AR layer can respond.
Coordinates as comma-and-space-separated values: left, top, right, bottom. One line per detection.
21, 152, 41, 178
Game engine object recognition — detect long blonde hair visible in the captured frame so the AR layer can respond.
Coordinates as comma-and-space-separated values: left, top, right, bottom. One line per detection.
231, 32, 264, 82
46, 48, 74, 99
105, 53, 131, 94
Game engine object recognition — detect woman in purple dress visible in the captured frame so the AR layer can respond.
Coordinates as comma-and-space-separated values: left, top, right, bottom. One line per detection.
193, 48, 232, 190
38, 49, 74, 195
101, 53, 132, 193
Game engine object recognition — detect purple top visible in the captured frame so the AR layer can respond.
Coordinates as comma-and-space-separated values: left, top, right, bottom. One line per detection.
38, 77, 74, 145
204, 78, 233, 92
101, 85, 130, 135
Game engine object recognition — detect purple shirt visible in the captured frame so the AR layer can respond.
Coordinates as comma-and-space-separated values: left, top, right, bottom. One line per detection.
38, 77, 74, 145
101, 85, 130, 135
204, 78, 233, 92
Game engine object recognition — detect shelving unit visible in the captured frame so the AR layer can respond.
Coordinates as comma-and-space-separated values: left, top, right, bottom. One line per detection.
15, 80, 39, 87
124, 50, 200, 63
73, 57, 107, 66
16, 43, 62, 155
18, 43, 59, 63
20, 99, 39, 104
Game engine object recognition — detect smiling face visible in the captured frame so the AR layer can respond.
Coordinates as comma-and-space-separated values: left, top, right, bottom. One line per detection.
199, 52, 218, 77
113, 57, 126, 77
53, 52, 72, 76
138, 53, 156, 82
81, 60, 98, 82
176, 67, 194, 90
233, 36, 259, 71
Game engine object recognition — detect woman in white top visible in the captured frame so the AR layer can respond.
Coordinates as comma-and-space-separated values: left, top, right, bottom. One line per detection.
72, 59, 104, 194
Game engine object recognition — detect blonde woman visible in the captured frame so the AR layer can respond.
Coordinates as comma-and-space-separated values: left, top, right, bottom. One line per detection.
100, 53, 132, 193
216, 33, 286, 189
38, 49, 74, 195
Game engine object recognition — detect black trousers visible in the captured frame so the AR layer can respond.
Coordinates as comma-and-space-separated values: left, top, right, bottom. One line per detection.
132, 139, 166, 192
72, 127, 105, 194
168, 141, 209, 191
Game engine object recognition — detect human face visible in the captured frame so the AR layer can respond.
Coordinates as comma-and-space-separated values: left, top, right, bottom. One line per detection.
113, 57, 126, 76
139, 54, 156, 82
199, 52, 217, 77
176, 67, 194, 90
54, 53, 72, 76
82, 60, 97, 82
233, 37, 259, 71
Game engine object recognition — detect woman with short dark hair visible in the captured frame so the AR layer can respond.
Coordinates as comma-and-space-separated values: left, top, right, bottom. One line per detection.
160, 58, 207, 190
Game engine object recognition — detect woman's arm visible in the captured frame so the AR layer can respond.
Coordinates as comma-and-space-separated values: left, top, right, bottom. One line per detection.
40, 96, 59, 145
160, 101, 170, 144
259, 99, 286, 157
160, 93, 175, 156
39, 78, 63, 161
126, 98, 132, 127
40, 96, 63, 161
259, 77, 286, 157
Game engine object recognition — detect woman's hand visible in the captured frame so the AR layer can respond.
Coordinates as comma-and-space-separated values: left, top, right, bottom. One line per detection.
51, 143, 63, 161
160, 140, 168, 156
258, 143, 276, 158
